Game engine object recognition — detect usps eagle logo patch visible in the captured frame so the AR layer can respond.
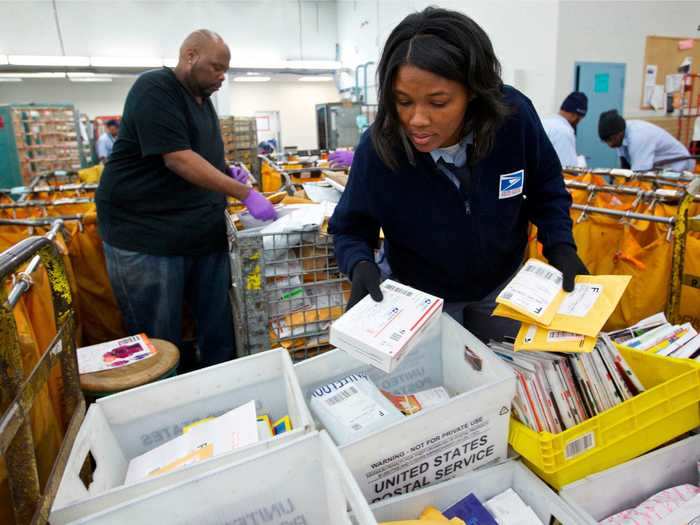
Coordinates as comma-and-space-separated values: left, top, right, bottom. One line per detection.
499, 169, 524, 199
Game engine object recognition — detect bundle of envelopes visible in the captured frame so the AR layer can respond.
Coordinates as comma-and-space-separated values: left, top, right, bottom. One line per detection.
490, 337, 645, 433
493, 258, 631, 353
609, 312, 700, 360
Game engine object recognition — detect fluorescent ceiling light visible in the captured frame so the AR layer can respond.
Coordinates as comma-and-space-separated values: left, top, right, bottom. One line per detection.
0, 72, 65, 78
284, 60, 341, 70
298, 75, 334, 82
163, 58, 177, 67
0, 78, 21, 82
0, 55, 8, 65
9, 55, 90, 66
70, 77, 112, 82
67, 72, 112, 79
233, 76, 271, 82
246, 72, 261, 76
230, 59, 340, 70
90, 56, 163, 68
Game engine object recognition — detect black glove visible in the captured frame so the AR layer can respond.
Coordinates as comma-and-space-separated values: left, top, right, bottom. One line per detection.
545, 244, 589, 292
347, 260, 383, 311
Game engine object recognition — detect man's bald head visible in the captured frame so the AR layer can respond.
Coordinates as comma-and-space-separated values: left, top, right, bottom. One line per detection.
175, 29, 231, 99
179, 29, 228, 61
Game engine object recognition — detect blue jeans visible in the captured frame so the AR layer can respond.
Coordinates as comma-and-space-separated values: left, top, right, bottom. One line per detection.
103, 243, 235, 367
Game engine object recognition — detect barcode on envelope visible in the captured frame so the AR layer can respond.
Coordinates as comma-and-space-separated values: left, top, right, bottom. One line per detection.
326, 386, 358, 406
565, 432, 595, 459
384, 283, 413, 297
524, 265, 563, 285
548, 331, 582, 340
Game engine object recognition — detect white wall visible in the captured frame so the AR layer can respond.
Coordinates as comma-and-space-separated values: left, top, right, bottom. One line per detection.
0, 78, 135, 116
3, 1, 698, 135
230, 80, 340, 149
0, 0, 337, 61
555, 0, 700, 118
335, 0, 561, 115
0, 76, 340, 149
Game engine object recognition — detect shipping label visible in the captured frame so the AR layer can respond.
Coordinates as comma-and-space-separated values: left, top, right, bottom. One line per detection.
558, 283, 602, 317
498, 260, 563, 318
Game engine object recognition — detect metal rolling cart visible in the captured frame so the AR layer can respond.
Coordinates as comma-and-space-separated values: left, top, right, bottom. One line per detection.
563, 175, 700, 328
0, 221, 85, 524
259, 154, 348, 194
226, 210, 348, 361
563, 166, 697, 189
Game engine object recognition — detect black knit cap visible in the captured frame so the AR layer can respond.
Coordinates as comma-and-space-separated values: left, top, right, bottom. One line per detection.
561, 92, 588, 116
598, 110, 625, 140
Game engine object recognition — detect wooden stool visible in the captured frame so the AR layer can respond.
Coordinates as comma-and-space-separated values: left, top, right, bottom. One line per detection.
80, 338, 180, 399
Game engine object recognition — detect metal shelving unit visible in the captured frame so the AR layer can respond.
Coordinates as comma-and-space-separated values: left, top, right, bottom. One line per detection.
0, 104, 86, 188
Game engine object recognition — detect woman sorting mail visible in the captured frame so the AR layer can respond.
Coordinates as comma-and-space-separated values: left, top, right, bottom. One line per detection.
329, 7, 587, 343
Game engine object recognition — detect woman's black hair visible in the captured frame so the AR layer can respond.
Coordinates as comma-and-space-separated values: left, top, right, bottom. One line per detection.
372, 6, 509, 170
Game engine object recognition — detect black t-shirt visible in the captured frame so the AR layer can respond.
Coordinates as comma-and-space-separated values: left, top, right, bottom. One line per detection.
96, 68, 228, 256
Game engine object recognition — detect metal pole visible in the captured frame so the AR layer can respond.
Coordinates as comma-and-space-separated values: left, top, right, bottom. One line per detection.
667, 178, 700, 324
5, 220, 64, 309
0, 216, 84, 227
571, 204, 676, 224
563, 166, 696, 183
0, 183, 98, 196
0, 198, 93, 210
565, 180, 686, 201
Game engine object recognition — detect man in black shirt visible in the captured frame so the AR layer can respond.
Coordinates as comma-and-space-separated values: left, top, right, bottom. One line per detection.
96, 29, 275, 368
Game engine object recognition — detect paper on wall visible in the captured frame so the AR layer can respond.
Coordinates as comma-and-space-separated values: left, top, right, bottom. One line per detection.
666, 73, 684, 93
651, 85, 665, 111
643, 65, 658, 106
645, 64, 658, 86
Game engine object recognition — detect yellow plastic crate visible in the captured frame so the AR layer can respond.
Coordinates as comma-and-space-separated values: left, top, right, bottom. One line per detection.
508, 346, 700, 489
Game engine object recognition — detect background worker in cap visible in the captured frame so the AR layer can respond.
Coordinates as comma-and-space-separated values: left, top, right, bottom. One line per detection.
599, 109, 695, 172
96, 119, 120, 163
541, 92, 588, 168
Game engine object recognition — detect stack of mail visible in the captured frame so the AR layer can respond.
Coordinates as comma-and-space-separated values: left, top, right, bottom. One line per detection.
330, 280, 443, 373
493, 259, 631, 352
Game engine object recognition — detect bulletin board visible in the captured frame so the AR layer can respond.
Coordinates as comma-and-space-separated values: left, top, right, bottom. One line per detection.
641, 35, 700, 109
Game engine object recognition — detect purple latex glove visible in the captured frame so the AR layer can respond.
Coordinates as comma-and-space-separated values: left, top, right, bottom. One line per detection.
227, 164, 250, 184
329, 150, 354, 169
242, 189, 278, 221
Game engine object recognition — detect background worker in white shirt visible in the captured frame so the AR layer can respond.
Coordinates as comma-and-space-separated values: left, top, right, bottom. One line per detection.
96, 119, 119, 163
542, 92, 588, 168
599, 109, 695, 172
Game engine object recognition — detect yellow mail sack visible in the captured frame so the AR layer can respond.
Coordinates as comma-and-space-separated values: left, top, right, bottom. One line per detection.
514, 323, 596, 353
